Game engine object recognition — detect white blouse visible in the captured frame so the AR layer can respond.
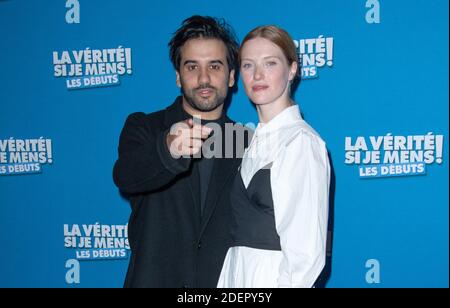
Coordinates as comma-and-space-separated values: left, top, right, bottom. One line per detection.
218, 104, 330, 288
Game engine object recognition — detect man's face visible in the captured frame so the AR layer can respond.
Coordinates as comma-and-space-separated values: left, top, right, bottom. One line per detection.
176, 38, 235, 113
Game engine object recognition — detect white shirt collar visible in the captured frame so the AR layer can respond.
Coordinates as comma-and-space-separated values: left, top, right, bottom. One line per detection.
255, 104, 303, 137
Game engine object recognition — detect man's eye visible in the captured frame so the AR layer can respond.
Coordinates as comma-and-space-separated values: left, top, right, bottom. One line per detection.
187, 65, 198, 71
210, 64, 221, 70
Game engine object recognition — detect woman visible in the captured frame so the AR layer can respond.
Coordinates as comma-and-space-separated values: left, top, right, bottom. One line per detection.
217, 25, 330, 288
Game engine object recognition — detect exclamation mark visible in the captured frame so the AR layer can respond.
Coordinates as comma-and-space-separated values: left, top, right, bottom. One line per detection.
46, 139, 53, 164
435, 135, 443, 164
326, 38, 334, 66
125, 48, 132, 74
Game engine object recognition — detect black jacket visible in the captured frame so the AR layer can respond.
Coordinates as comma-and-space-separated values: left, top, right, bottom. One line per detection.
113, 97, 249, 288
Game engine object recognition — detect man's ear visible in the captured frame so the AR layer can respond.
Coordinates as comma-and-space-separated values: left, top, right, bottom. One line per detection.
176, 71, 181, 88
228, 69, 235, 88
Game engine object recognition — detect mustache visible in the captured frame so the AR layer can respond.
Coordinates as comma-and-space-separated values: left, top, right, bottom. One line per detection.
195, 84, 217, 91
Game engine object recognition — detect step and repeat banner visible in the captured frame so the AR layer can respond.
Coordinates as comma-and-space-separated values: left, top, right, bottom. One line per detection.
0, 0, 448, 288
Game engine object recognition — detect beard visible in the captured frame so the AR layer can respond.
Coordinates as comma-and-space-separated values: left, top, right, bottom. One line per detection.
181, 83, 227, 112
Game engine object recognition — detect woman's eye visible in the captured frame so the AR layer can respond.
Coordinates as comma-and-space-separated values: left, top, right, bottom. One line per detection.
241, 63, 252, 69
266, 61, 277, 67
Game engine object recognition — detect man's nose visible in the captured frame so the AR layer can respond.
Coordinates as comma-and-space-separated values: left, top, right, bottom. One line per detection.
198, 67, 211, 84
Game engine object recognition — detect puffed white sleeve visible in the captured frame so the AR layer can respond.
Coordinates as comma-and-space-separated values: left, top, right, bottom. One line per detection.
271, 129, 330, 288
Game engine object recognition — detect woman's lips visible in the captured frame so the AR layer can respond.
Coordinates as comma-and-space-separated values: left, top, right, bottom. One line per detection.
252, 85, 269, 92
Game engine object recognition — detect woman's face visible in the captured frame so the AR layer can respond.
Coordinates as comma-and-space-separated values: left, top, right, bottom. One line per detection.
240, 37, 297, 106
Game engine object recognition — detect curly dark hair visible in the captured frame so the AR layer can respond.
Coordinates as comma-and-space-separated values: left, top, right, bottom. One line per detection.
168, 15, 239, 72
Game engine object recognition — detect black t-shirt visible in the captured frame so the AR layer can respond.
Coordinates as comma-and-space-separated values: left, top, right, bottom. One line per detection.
195, 117, 223, 214
180, 109, 224, 215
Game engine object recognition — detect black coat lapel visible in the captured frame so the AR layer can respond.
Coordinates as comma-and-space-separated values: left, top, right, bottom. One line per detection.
163, 96, 201, 227
199, 155, 239, 237
190, 161, 202, 224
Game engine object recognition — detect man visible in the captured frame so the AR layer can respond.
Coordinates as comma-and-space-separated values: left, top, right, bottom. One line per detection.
113, 15, 250, 288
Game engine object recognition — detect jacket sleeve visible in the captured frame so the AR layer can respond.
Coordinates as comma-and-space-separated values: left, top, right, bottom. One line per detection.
271, 130, 330, 287
113, 112, 191, 194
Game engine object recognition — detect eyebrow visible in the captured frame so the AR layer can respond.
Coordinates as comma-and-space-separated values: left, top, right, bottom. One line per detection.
241, 56, 282, 61
183, 60, 198, 66
209, 60, 225, 65
183, 60, 225, 66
